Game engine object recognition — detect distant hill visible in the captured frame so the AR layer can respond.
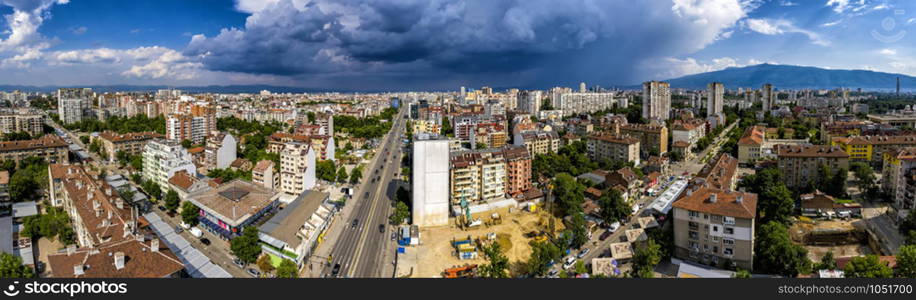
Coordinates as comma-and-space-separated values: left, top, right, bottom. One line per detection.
662, 63, 916, 91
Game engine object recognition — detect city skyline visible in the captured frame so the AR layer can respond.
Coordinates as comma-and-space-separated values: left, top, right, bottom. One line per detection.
0, 0, 914, 91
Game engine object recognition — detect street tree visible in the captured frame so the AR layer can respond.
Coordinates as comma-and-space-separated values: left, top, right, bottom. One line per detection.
389, 201, 410, 225
526, 240, 561, 276
164, 189, 180, 212
230, 226, 262, 264
180, 201, 200, 227
349, 165, 363, 184
598, 188, 629, 224
276, 259, 299, 278
843, 255, 893, 278
816, 251, 837, 270
631, 239, 662, 278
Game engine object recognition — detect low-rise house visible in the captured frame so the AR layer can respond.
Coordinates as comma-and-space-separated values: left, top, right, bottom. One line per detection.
186, 180, 280, 239
258, 191, 333, 267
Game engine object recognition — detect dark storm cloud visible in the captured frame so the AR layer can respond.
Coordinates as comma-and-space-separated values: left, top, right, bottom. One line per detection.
185, 0, 748, 88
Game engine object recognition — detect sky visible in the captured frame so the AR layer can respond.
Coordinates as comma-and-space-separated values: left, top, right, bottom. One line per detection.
0, 0, 914, 91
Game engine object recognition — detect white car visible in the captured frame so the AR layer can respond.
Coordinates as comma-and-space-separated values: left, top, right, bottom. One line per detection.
608, 221, 621, 233
562, 256, 577, 269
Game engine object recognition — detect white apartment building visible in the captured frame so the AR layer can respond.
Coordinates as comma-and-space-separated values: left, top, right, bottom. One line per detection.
142, 139, 197, 190
205, 132, 237, 170
280, 142, 317, 196
413, 139, 450, 227
555, 92, 616, 116
166, 114, 208, 145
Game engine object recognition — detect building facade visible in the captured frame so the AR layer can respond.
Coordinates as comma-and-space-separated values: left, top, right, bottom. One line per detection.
412, 139, 450, 227
776, 145, 849, 188
642, 81, 671, 121
672, 188, 757, 270
586, 134, 641, 165
142, 139, 198, 190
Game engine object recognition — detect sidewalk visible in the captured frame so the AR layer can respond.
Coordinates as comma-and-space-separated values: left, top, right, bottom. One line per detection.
302, 183, 362, 277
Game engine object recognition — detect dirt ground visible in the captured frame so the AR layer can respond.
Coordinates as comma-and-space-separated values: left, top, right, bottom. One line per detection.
413, 209, 562, 278
805, 244, 873, 263
35, 237, 64, 277
789, 219, 858, 243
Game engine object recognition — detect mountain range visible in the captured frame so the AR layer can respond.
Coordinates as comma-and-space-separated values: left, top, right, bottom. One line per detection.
661, 63, 916, 91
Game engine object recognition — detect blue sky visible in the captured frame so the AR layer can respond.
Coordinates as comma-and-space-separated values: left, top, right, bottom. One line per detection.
0, 0, 913, 91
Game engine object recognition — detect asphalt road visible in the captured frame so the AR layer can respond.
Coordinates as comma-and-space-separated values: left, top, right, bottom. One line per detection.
322, 107, 407, 278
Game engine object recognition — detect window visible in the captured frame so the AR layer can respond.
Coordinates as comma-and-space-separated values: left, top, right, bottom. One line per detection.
712, 225, 719, 232
723, 248, 734, 256
688, 211, 699, 218
688, 221, 699, 230
689, 231, 699, 240
723, 238, 735, 245
712, 246, 718, 253
724, 227, 734, 235
723, 216, 735, 225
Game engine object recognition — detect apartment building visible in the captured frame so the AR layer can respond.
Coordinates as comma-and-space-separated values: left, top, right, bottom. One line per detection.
620, 123, 668, 156
204, 132, 238, 170
95, 131, 163, 162
555, 92, 616, 116
882, 147, 916, 210
642, 81, 671, 121
737, 126, 766, 165
142, 139, 197, 190
707, 82, 725, 122
267, 132, 335, 162
0, 134, 69, 166
502, 146, 532, 196
776, 145, 849, 188
413, 139, 450, 227
280, 142, 317, 196
693, 153, 739, 191
57, 88, 92, 125
252, 160, 278, 190
513, 130, 559, 156
672, 188, 757, 270
412, 119, 442, 135
166, 114, 208, 145
47, 164, 185, 278
586, 134, 641, 165
762, 84, 775, 113
671, 119, 707, 152
832, 135, 916, 164
473, 122, 508, 148
314, 113, 334, 136
0, 111, 44, 136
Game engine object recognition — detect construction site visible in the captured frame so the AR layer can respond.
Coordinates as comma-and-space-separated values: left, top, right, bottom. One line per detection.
397, 206, 563, 278
789, 218, 877, 262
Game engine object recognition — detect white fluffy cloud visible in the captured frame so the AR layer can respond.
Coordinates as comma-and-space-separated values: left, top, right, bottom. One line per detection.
0, 0, 70, 66
744, 18, 830, 46
646, 56, 771, 79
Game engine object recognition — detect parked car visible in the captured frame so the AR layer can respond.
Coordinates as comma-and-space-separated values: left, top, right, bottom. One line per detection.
233, 258, 245, 268
599, 230, 613, 241
199, 238, 211, 246
562, 256, 577, 269
577, 248, 590, 259
547, 269, 559, 278
351, 219, 360, 229
157, 205, 166, 211
174, 225, 184, 234
246, 268, 261, 277
607, 221, 621, 233
390, 232, 397, 241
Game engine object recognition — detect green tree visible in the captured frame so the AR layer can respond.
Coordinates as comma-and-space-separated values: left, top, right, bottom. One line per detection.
631, 239, 662, 278
598, 188, 629, 224
475, 142, 487, 149
0, 252, 34, 278
389, 201, 410, 225
733, 269, 752, 278
574, 260, 588, 275
826, 168, 848, 197
230, 226, 263, 264
256, 254, 275, 274
349, 165, 363, 184
180, 201, 200, 226
754, 221, 811, 277
316, 160, 337, 182
276, 259, 299, 278
181, 139, 193, 149
479, 242, 510, 278
164, 189, 180, 212
759, 185, 795, 225
552, 173, 585, 216
336, 167, 348, 183
142, 180, 161, 200
526, 240, 561, 276
897, 245, 916, 278
816, 251, 838, 270
567, 213, 589, 249
844, 255, 893, 278
899, 210, 916, 235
